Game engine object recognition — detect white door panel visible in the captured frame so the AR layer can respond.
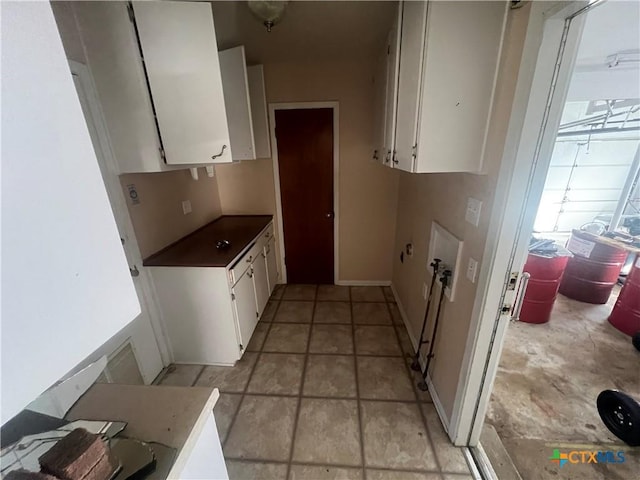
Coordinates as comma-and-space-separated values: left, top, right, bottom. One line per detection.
252, 254, 270, 317
394, 0, 427, 171
132, 1, 231, 165
232, 270, 259, 351
265, 238, 278, 294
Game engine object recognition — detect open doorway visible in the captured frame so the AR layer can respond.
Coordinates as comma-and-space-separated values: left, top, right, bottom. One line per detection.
456, 2, 640, 479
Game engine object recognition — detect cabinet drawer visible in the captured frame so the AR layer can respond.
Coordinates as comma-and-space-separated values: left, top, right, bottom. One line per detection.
229, 240, 263, 285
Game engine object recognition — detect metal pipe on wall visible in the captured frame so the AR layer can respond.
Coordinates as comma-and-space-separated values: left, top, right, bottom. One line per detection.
609, 143, 640, 232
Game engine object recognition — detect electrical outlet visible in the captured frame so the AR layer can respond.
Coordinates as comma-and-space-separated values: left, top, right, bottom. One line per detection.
422, 282, 428, 300
465, 197, 482, 227
467, 257, 478, 283
182, 200, 192, 215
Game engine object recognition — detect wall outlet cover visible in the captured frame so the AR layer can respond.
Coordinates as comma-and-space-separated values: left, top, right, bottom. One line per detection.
467, 257, 479, 283
182, 200, 192, 215
465, 197, 482, 227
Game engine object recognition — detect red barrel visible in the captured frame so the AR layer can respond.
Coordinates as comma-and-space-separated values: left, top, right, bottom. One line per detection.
520, 252, 570, 324
559, 230, 627, 304
609, 254, 640, 336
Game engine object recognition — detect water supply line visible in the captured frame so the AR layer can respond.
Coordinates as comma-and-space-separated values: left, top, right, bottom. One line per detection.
418, 269, 452, 392
411, 258, 442, 372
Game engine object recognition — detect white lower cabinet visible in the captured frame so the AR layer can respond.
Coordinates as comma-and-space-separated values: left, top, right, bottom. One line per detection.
150, 222, 276, 365
231, 267, 259, 352
252, 251, 270, 317
265, 237, 278, 294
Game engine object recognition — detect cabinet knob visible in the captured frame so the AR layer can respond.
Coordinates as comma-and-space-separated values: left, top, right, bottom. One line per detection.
246, 255, 253, 263
325, 212, 334, 219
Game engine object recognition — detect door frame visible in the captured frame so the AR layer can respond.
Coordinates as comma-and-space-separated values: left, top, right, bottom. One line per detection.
69, 60, 173, 377
268, 102, 340, 284
446, 0, 599, 447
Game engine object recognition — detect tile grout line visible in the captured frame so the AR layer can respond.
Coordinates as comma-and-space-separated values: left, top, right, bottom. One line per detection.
221, 290, 283, 448
350, 286, 368, 479
190, 365, 206, 387
225, 456, 451, 475
384, 292, 444, 474
284, 285, 318, 480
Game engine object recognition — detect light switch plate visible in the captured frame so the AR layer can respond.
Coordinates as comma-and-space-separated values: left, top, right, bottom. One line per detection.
465, 197, 482, 227
467, 257, 478, 283
182, 200, 192, 215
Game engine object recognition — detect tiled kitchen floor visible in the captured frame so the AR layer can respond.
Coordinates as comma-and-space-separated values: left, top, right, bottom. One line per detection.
156, 285, 474, 480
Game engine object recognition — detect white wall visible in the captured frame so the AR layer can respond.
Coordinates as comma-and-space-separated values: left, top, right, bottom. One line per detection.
1, 2, 140, 423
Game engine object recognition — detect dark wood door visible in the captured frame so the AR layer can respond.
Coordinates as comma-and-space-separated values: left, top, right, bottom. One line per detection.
275, 108, 334, 284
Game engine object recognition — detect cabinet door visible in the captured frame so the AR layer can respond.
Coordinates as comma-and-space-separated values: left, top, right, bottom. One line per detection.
247, 65, 272, 159
394, 0, 428, 172
415, 1, 507, 173
252, 253, 270, 316
265, 238, 278, 295
372, 49, 389, 165
71, 2, 165, 174
232, 269, 259, 351
219, 46, 256, 161
384, 3, 402, 165
132, 1, 232, 165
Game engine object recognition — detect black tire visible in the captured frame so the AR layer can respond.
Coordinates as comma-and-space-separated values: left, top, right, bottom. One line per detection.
633, 332, 640, 352
597, 390, 640, 446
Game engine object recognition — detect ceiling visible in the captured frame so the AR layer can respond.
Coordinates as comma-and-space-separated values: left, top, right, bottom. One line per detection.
568, 0, 640, 101
210, 1, 396, 64
575, 0, 640, 71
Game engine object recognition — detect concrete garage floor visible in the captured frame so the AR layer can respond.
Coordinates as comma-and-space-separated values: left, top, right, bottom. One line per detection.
485, 288, 640, 479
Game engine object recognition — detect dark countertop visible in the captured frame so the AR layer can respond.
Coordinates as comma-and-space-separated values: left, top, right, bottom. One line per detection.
143, 215, 273, 267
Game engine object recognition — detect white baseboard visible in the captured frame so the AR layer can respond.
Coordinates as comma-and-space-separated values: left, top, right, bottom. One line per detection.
334, 280, 392, 286
390, 283, 450, 432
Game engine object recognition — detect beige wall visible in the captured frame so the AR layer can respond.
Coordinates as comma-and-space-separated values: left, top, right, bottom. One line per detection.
391, 4, 532, 419
216, 59, 400, 282
119, 170, 222, 259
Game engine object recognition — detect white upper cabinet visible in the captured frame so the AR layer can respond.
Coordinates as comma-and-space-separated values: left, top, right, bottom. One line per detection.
70, 1, 231, 173
132, 2, 231, 165
394, 0, 428, 172
247, 65, 272, 159
378, 0, 507, 173
219, 46, 255, 161
372, 3, 401, 167
415, 1, 507, 173
219, 49, 272, 161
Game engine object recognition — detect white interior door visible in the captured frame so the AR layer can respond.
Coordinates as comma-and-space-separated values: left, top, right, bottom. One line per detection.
450, 1, 590, 447
70, 62, 167, 384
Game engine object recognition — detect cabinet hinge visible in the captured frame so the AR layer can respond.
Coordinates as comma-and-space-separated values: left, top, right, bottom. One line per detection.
159, 147, 166, 163
411, 144, 418, 159
256, 312, 259, 318
231, 293, 236, 301
126, 3, 135, 22
392, 151, 399, 165
239, 343, 244, 351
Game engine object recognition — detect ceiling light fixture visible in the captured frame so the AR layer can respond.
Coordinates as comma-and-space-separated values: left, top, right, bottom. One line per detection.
247, 1, 288, 33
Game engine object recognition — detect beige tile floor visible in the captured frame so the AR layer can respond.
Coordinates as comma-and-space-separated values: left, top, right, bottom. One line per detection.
157, 285, 474, 480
